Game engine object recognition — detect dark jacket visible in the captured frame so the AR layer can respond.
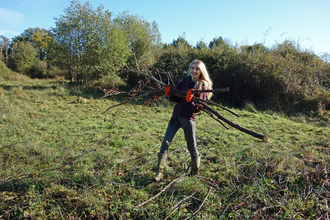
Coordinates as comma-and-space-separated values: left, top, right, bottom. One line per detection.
170, 75, 207, 121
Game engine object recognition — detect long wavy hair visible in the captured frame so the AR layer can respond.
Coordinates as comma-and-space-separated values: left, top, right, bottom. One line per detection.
187, 59, 213, 99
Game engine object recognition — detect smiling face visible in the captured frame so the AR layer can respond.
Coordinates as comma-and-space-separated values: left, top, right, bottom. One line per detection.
190, 63, 201, 81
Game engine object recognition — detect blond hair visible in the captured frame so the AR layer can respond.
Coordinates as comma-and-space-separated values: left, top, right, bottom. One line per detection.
187, 59, 213, 99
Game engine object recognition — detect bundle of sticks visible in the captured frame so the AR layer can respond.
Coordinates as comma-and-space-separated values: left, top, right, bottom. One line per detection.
102, 65, 268, 142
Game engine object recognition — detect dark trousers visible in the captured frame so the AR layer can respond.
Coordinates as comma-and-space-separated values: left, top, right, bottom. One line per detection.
159, 114, 199, 158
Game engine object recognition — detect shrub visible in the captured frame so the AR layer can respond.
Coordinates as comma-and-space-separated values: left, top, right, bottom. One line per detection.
33, 60, 48, 78
10, 41, 39, 76
47, 65, 67, 79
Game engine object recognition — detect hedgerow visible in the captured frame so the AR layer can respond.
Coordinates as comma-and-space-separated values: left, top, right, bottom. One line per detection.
154, 40, 330, 112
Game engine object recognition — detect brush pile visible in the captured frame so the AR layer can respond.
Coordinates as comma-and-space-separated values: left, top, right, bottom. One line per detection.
101, 64, 268, 142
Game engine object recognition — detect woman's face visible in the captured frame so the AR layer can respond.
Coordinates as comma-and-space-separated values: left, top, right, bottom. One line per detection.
190, 63, 201, 81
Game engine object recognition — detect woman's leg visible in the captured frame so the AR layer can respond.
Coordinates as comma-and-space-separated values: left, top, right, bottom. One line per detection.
180, 116, 200, 175
159, 115, 181, 154
153, 115, 181, 182
179, 117, 199, 158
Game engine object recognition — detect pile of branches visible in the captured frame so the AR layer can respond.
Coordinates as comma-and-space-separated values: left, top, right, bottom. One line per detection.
101, 64, 267, 142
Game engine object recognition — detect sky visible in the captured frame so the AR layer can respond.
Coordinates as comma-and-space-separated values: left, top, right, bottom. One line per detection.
1, 0, 330, 57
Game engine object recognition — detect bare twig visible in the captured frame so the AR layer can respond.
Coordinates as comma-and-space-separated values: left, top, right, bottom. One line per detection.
171, 195, 195, 212
106, 91, 153, 112
220, 205, 230, 219
203, 109, 229, 129
186, 207, 207, 220
134, 174, 185, 209
100, 90, 140, 99
184, 187, 212, 220
159, 68, 176, 88
0, 172, 32, 184
155, 68, 164, 85
164, 192, 196, 220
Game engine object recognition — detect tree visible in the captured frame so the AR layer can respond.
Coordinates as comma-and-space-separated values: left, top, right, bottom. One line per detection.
196, 40, 207, 50
11, 27, 54, 61
114, 11, 162, 67
151, 21, 162, 52
32, 30, 54, 60
154, 36, 195, 83
246, 43, 268, 54
171, 35, 191, 48
321, 52, 330, 64
52, 0, 130, 84
0, 35, 11, 65
11, 28, 35, 43
208, 36, 231, 51
10, 41, 39, 75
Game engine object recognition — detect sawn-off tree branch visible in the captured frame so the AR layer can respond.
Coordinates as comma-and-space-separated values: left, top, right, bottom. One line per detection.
104, 66, 268, 142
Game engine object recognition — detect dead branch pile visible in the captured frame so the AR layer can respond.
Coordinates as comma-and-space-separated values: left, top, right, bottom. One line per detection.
102, 64, 268, 142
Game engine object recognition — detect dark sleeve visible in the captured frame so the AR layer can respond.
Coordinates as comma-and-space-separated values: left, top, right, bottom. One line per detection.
169, 80, 183, 102
169, 93, 180, 102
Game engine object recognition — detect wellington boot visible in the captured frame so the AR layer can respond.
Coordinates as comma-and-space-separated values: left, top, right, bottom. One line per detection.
191, 156, 200, 176
152, 153, 167, 182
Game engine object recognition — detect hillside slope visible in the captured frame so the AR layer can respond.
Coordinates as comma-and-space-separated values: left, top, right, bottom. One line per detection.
0, 77, 329, 219
0, 60, 31, 81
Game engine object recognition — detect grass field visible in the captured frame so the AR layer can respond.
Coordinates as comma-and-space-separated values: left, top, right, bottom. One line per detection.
1, 76, 330, 219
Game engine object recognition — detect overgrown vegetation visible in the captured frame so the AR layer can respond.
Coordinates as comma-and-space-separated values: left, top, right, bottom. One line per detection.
155, 39, 330, 112
1, 69, 329, 218
1, 1, 330, 216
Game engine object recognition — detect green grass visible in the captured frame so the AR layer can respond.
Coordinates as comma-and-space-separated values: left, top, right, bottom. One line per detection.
1, 76, 330, 219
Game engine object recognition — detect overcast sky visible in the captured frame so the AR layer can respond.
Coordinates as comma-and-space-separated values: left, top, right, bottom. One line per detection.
1, 0, 329, 56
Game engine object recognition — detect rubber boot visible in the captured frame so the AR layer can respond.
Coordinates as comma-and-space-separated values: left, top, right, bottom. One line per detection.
152, 153, 167, 182
191, 156, 200, 176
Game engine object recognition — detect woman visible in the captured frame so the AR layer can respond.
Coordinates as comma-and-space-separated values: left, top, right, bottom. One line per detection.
153, 60, 213, 182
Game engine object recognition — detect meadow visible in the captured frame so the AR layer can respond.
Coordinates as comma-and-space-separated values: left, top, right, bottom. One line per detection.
1, 75, 330, 219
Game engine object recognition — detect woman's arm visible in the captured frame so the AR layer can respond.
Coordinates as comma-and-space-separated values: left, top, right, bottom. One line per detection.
169, 79, 184, 102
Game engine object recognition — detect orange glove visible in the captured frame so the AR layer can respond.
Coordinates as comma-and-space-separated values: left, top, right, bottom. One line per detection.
186, 89, 194, 102
165, 85, 171, 96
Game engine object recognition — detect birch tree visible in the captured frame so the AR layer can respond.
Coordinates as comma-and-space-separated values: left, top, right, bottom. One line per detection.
52, 0, 130, 84
0, 35, 10, 66
114, 11, 162, 67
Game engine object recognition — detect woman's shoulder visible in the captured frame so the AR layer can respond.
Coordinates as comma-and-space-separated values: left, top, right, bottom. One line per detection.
181, 75, 191, 82
177, 75, 191, 85
176, 75, 193, 90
